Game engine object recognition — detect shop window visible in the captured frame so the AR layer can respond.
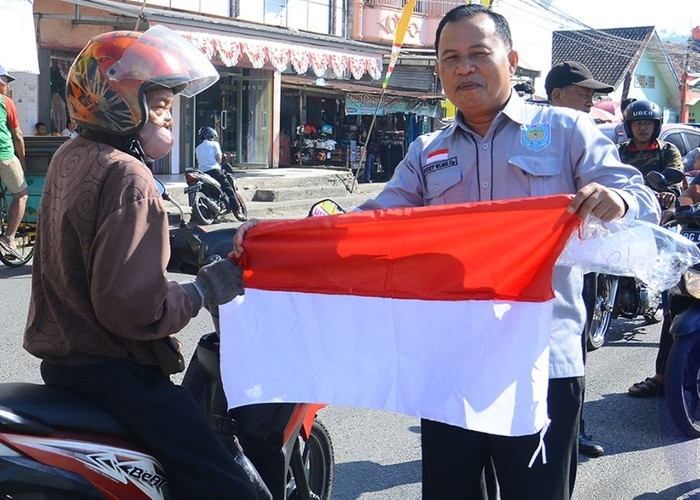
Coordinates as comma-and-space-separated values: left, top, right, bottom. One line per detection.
141, 0, 230, 16
634, 75, 656, 89
367, 0, 461, 15
239, 0, 332, 35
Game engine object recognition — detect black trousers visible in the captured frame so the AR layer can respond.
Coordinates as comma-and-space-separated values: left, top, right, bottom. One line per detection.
656, 310, 673, 376
204, 167, 238, 210
41, 359, 257, 500
421, 377, 583, 500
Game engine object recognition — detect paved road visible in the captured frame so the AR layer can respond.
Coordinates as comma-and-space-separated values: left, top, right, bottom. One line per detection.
2, 262, 700, 499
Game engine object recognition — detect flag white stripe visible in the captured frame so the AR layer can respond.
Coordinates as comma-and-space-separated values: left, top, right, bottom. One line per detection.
220, 288, 552, 436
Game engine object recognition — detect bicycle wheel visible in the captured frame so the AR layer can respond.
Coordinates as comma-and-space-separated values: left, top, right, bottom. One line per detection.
0, 194, 35, 267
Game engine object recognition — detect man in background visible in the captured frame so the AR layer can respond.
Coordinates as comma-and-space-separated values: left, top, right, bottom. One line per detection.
544, 60, 614, 459
0, 65, 28, 259
545, 61, 613, 114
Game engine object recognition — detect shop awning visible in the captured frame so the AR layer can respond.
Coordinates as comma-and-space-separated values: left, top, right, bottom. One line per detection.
0, 0, 39, 74
177, 30, 383, 81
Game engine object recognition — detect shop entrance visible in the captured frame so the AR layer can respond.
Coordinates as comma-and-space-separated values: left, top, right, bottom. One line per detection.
189, 69, 271, 169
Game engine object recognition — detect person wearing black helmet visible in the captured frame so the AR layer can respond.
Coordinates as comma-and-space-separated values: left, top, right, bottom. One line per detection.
621, 100, 684, 401
23, 26, 258, 499
195, 125, 242, 218
618, 99, 684, 209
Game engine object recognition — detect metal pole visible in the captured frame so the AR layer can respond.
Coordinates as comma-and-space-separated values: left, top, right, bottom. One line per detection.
134, 0, 148, 31
350, 87, 386, 193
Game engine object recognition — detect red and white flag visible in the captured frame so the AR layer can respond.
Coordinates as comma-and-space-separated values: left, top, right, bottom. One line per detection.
220, 195, 580, 436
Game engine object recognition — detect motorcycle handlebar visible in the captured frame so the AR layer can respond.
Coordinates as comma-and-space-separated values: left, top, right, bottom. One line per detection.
167, 225, 237, 276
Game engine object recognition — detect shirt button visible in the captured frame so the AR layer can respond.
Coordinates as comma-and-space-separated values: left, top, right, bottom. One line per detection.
434, 185, 440, 192
482, 182, 489, 188
482, 143, 489, 150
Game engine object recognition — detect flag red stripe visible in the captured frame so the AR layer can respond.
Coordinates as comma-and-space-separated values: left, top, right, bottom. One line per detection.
428, 148, 449, 159
235, 195, 580, 302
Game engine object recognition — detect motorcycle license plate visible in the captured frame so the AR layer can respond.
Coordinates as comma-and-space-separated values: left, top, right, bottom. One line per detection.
681, 230, 700, 243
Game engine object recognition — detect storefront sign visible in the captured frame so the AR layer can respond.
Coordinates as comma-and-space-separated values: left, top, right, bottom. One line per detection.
345, 93, 441, 117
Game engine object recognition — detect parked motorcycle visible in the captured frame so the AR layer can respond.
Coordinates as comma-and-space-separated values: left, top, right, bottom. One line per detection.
185, 159, 248, 225
583, 168, 684, 351
0, 179, 333, 499
664, 204, 700, 437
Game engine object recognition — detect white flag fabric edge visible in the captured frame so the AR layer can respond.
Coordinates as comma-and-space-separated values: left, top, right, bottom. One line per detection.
220, 289, 552, 437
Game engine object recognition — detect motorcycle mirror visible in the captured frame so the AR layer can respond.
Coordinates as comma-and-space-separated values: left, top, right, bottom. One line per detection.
308, 199, 347, 217
661, 167, 685, 185
153, 177, 167, 197
645, 171, 670, 192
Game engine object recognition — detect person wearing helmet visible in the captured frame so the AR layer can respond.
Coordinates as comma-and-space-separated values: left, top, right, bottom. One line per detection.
24, 26, 258, 499
195, 125, 242, 218
0, 65, 29, 260
621, 100, 683, 401
618, 99, 684, 209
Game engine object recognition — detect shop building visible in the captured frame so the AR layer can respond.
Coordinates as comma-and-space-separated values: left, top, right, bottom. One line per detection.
16, 0, 455, 175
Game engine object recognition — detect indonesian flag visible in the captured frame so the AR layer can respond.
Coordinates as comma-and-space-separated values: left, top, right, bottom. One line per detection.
427, 148, 449, 163
220, 195, 581, 436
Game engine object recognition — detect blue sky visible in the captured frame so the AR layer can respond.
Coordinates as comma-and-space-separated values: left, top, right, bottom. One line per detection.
550, 0, 697, 37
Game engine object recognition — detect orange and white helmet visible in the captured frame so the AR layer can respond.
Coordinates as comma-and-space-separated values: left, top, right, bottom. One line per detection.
66, 25, 218, 135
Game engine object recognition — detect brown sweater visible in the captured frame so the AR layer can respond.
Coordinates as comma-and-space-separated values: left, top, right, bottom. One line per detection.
24, 136, 193, 367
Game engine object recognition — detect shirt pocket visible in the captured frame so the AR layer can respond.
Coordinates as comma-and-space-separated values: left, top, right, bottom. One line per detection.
425, 165, 463, 204
508, 155, 563, 197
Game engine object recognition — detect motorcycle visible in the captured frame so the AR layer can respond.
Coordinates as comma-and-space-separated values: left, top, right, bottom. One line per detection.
0, 180, 333, 499
663, 204, 700, 437
185, 158, 248, 225
583, 168, 684, 351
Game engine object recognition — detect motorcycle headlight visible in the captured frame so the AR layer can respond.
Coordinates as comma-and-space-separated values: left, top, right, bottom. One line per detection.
684, 268, 700, 299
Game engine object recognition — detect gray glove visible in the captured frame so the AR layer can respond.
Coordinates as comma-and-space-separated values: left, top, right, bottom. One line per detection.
192, 258, 244, 308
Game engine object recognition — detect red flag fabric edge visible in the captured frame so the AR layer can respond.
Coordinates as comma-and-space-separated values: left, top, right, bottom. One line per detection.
234, 195, 580, 302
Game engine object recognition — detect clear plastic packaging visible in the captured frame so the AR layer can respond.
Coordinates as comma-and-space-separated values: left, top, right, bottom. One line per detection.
557, 216, 700, 294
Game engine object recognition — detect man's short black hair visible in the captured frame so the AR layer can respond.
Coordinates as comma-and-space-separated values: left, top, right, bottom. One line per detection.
434, 5, 513, 57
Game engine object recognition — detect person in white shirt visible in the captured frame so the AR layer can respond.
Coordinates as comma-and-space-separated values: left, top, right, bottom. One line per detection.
61, 118, 78, 138
195, 126, 240, 217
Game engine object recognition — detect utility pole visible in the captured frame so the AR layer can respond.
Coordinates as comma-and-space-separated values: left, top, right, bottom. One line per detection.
680, 35, 691, 123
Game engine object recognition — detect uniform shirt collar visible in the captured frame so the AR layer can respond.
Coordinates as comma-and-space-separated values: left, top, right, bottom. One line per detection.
452, 91, 524, 137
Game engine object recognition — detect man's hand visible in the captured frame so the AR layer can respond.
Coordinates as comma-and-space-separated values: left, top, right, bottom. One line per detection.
657, 192, 676, 210
567, 182, 626, 221
231, 219, 259, 259
193, 258, 244, 307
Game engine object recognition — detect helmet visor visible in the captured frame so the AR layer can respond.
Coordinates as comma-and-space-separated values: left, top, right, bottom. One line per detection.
107, 25, 219, 98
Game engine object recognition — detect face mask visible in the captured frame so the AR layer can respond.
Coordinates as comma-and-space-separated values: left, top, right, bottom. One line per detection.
137, 121, 175, 160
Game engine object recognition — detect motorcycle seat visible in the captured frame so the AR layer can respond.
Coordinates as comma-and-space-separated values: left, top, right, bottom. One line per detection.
192, 226, 236, 260
0, 382, 129, 436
